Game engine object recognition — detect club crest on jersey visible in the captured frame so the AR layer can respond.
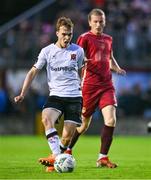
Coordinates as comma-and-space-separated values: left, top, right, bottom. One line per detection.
71, 54, 76, 60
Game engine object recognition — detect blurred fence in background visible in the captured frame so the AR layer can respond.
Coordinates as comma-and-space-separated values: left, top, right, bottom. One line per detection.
0, 0, 151, 135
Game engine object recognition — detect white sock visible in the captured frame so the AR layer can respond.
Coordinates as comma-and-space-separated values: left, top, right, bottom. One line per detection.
45, 128, 61, 155
98, 153, 107, 160
45, 128, 56, 135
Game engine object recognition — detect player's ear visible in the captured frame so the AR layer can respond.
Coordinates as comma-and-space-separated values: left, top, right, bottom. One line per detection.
88, 20, 91, 27
56, 31, 59, 37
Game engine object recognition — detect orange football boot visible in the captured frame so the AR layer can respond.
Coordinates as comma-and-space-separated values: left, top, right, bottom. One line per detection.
39, 155, 55, 166
96, 157, 117, 168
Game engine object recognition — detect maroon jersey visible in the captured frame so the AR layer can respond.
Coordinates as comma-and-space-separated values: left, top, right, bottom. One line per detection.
77, 31, 113, 87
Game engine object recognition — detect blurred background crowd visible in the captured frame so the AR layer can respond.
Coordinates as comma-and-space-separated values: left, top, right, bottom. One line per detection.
0, 0, 151, 134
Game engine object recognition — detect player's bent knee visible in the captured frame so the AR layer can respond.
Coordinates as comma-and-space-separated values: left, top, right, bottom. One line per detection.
41, 117, 53, 128
41, 117, 47, 126
105, 118, 116, 127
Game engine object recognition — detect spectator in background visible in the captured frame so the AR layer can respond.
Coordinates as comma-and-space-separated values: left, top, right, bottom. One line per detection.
118, 83, 145, 116
125, 18, 139, 62
130, 83, 145, 115
0, 70, 9, 115
117, 88, 132, 117
1, 0, 151, 68
0, 83, 8, 114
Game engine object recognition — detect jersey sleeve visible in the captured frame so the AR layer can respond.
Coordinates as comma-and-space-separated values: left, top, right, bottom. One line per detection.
76, 35, 87, 50
77, 47, 84, 69
33, 49, 47, 69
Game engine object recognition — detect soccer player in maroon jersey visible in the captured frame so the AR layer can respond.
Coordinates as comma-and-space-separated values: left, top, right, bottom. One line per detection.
66, 9, 126, 168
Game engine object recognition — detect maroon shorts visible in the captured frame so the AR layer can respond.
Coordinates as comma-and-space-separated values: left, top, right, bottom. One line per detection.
82, 86, 117, 118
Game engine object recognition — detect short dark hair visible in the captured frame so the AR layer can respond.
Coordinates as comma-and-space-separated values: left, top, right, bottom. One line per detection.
88, 9, 105, 21
56, 17, 74, 31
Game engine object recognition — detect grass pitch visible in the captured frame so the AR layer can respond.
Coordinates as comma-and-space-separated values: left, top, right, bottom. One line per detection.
0, 135, 151, 179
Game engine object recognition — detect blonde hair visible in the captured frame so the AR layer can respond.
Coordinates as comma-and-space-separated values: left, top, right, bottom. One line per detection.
88, 9, 105, 21
56, 17, 74, 31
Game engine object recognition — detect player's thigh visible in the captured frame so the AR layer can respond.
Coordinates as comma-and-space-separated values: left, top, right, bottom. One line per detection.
42, 96, 63, 124
64, 98, 82, 126
99, 88, 117, 110
42, 108, 61, 125
101, 105, 116, 126
82, 92, 100, 117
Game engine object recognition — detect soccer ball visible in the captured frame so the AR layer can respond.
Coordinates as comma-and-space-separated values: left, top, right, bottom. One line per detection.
54, 153, 76, 173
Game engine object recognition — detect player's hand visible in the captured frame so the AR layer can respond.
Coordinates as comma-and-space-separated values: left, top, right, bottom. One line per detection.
14, 95, 24, 103
116, 68, 126, 76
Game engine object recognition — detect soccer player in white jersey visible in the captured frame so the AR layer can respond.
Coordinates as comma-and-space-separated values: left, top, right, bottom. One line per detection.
14, 17, 84, 172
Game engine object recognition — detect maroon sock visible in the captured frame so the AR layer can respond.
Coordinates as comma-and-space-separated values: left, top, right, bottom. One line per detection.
100, 125, 114, 155
68, 129, 81, 149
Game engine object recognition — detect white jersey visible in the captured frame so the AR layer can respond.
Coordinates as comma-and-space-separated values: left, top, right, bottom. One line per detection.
34, 43, 84, 97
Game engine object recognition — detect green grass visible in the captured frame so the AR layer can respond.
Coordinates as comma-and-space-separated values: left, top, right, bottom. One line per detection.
0, 135, 151, 179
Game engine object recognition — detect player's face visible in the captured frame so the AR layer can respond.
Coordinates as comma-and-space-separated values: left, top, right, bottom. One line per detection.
56, 26, 73, 48
89, 14, 106, 35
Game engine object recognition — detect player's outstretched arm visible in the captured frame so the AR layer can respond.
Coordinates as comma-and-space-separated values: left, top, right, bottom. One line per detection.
14, 66, 39, 103
110, 51, 126, 75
